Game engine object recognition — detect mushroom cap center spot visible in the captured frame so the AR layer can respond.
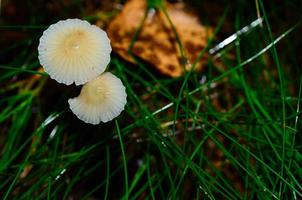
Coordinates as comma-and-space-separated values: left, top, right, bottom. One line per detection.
82, 82, 108, 104
63, 30, 86, 52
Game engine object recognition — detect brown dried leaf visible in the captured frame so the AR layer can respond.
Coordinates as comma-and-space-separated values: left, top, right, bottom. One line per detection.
107, 0, 212, 77
20, 164, 33, 179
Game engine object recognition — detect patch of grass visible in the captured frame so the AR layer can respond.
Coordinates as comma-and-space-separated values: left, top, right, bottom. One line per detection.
0, 0, 301, 199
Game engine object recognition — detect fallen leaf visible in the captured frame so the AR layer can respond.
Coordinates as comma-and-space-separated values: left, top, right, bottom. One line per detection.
20, 164, 33, 179
107, 0, 212, 77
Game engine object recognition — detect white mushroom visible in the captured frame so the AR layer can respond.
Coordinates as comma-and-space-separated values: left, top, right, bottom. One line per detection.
68, 72, 127, 124
38, 18, 111, 85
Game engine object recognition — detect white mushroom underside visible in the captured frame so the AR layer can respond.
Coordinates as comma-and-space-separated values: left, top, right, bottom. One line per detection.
38, 18, 111, 85
68, 72, 127, 124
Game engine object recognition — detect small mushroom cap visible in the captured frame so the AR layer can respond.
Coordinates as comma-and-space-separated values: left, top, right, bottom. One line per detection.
68, 72, 127, 124
38, 18, 111, 85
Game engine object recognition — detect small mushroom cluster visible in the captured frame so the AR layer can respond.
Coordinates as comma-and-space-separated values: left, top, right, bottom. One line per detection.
38, 19, 127, 124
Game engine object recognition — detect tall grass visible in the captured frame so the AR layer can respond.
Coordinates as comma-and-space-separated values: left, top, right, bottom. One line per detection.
0, 0, 301, 199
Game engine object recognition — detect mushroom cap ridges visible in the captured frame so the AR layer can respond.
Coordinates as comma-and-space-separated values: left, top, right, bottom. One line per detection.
68, 72, 127, 124
38, 18, 111, 85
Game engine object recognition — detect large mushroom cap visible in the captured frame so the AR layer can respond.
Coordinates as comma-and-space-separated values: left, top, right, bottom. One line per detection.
68, 72, 127, 124
38, 18, 111, 85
